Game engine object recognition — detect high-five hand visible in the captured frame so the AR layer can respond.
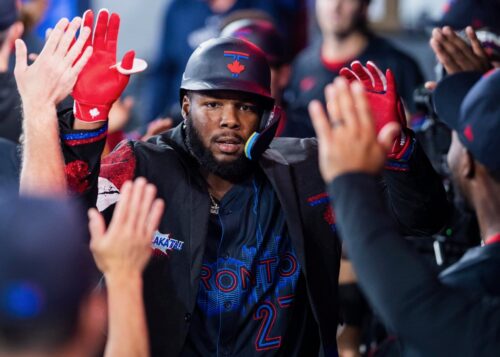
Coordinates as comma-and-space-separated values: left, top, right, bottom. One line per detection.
340, 61, 411, 160
88, 178, 164, 277
309, 77, 400, 183
430, 26, 492, 75
72, 9, 147, 123
14, 16, 93, 109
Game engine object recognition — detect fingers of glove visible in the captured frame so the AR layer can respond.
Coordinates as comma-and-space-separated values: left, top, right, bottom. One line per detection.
351, 61, 374, 88
366, 61, 385, 91
339, 67, 359, 83
93, 9, 109, 51
121, 50, 135, 70
366, 61, 386, 90
66, 25, 91, 65
115, 50, 135, 89
81, 10, 94, 51
351, 81, 376, 138
14, 39, 28, 75
106, 13, 120, 55
385, 69, 397, 96
40, 17, 69, 55
396, 98, 408, 127
55, 16, 81, 58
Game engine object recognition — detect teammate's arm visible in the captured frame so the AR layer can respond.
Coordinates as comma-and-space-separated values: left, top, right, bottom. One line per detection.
55, 9, 144, 204
310, 76, 496, 356
89, 178, 164, 357
15, 16, 93, 196
71, 10, 140, 131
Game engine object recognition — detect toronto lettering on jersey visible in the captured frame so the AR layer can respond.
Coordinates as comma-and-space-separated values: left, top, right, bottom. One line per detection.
200, 253, 298, 293
198, 237, 301, 352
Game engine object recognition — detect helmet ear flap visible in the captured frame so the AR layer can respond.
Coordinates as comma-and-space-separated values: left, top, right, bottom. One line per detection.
244, 106, 282, 160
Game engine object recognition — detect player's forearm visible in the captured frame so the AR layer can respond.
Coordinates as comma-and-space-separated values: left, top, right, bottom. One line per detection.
328, 172, 494, 357
20, 104, 68, 196
104, 271, 149, 357
382, 139, 449, 236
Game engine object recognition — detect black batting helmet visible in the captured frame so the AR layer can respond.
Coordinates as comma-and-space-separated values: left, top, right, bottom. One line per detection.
180, 37, 281, 161
220, 19, 288, 67
180, 37, 274, 108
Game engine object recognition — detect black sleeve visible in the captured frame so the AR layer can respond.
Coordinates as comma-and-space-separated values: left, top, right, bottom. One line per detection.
382, 132, 449, 236
327, 173, 500, 356
0, 72, 23, 143
58, 109, 108, 208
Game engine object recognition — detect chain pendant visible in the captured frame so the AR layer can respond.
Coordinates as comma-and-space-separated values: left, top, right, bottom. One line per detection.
210, 203, 219, 215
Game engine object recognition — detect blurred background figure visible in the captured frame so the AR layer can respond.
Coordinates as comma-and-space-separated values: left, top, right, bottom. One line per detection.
143, 0, 306, 126
283, 0, 423, 138
0, 193, 106, 357
220, 11, 292, 135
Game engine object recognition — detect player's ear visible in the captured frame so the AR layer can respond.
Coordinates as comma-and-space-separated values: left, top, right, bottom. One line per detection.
181, 93, 191, 120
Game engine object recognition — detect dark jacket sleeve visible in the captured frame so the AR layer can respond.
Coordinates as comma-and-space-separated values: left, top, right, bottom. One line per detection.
0, 72, 22, 143
328, 173, 500, 357
382, 133, 449, 236
59, 110, 109, 208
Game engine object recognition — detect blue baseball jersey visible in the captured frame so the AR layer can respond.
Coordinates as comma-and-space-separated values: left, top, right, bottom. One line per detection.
182, 171, 316, 356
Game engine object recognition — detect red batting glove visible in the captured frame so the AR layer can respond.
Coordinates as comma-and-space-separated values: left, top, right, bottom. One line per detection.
339, 61, 411, 160
72, 9, 135, 122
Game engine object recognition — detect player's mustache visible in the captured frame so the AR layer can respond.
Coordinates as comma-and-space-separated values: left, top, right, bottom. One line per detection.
212, 132, 244, 144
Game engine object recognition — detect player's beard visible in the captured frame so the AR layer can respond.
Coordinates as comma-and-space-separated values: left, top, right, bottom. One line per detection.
184, 115, 257, 183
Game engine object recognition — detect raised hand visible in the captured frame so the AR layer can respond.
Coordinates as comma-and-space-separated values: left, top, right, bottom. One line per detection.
73, 9, 147, 123
88, 178, 164, 277
309, 77, 400, 183
339, 61, 411, 160
430, 26, 492, 75
14, 16, 93, 109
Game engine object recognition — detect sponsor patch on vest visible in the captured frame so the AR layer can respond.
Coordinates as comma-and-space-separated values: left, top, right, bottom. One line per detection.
152, 231, 184, 256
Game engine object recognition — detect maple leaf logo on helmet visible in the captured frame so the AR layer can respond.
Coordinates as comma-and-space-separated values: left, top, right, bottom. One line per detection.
227, 60, 245, 75
224, 51, 249, 78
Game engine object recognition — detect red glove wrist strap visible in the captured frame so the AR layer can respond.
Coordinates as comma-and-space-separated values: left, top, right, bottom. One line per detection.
73, 100, 111, 122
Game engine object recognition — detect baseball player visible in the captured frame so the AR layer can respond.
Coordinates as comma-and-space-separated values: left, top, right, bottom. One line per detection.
19, 9, 448, 356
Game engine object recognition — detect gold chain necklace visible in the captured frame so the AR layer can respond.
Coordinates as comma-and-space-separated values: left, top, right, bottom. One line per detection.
209, 193, 220, 215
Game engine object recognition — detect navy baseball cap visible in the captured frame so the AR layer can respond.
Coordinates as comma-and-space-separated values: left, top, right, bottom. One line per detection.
0, 193, 95, 334
434, 69, 500, 173
0, 0, 18, 31
436, 0, 500, 31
